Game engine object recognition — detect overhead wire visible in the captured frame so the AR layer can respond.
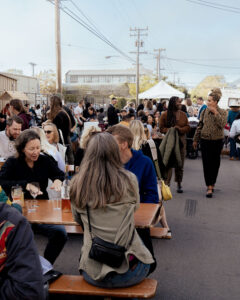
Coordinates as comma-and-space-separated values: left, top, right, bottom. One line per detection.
46, 0, 135, 64
185, 0, 240, 14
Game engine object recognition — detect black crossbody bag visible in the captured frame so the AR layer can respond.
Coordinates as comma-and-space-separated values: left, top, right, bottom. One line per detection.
86, 205, 134, 268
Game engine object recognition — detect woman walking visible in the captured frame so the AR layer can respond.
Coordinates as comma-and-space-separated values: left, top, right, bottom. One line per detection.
70, 133, 154, 288
193, 88, 227, 198
160, 96, 190, 193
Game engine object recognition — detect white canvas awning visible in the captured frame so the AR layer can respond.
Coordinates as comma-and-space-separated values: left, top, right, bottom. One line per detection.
139, 80, 185, 99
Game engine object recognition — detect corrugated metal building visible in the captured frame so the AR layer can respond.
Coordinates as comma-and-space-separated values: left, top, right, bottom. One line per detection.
0, 73, 17, 91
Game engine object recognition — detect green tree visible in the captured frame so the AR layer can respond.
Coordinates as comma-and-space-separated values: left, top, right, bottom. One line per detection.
190, 75, 227, 100
115, 97, 127, 110
128, 75, 158, 97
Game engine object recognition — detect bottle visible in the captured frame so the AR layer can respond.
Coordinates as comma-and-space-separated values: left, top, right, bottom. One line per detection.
61, 173, 71, 212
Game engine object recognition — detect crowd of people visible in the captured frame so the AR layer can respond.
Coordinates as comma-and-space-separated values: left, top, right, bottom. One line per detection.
0, 88, 239, 298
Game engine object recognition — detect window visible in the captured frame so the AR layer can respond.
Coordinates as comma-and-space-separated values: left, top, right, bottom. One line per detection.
70, 75, 78, 83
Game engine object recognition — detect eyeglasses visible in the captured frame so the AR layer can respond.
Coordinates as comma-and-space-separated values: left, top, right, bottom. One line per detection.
44, 130, 52, 134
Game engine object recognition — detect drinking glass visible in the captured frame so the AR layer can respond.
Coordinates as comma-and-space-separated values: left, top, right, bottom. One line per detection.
29, 182, 40, 210
11, 186, 22, 205
50, 190, 62, 210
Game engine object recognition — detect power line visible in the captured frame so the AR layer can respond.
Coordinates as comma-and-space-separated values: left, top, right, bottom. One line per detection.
46, 0, 135, 64
165, 57, 240, 69
185, 0, 240, 14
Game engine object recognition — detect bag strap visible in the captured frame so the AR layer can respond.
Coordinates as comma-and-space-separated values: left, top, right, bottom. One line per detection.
147, 139, 162, 180
86, 205, 135, 248
86, 205, 94, 240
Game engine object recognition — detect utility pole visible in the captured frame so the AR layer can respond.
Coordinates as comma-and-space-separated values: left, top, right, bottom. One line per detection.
29, 62, 36, 77
154, 48, 165, 80
55, 0, 62, 93
130, 27, 148, 106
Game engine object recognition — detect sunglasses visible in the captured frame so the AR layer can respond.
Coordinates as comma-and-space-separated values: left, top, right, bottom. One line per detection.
44, 130, 53, 134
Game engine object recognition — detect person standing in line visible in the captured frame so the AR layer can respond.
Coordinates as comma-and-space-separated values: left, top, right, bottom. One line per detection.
197, 97, 207, 119
9, 99, 31, 130
193, 88, 227, 198
229, 113, 240, 159
107, 97, 119, 126
159, 97, 190, 193
48, 95, 74, 164
227, 106, 240, 160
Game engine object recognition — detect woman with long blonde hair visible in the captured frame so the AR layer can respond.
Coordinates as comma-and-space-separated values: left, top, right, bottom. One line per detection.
70, 133, 154, 288
129, 120, 171, 237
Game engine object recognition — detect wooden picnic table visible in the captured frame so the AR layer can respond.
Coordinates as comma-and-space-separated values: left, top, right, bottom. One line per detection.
23, 200, 161, 228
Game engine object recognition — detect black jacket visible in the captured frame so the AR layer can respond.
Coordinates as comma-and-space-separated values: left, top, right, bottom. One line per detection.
53, 111, 71, 145
107, 104, 119, 126
0, 203, 44, 299
0, 154, 64, 199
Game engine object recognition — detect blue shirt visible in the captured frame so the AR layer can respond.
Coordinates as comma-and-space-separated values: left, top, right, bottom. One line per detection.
227, 110, 240, 127
124, 149, 159, 203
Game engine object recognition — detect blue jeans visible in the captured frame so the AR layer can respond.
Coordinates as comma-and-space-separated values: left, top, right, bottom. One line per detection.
82, 261, 150, 288
32, 224, 68, 264
229, 138, 237, 158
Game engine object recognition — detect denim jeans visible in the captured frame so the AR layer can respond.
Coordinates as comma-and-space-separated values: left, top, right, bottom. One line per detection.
32, 224, 68, 264
82, 261, 150, 288
229, 138, 237, 158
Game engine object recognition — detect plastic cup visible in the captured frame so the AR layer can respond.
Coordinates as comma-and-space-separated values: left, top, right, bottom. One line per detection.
26, 200, 36, 212
53, 198, 62, 210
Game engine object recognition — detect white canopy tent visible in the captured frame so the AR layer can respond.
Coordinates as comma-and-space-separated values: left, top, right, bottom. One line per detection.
138, 80, 185, 99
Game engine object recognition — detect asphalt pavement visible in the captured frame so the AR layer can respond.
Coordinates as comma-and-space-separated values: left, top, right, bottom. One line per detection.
35, 155, 240, 300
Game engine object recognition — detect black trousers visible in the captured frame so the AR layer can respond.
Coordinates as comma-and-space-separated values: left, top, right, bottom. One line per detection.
200, 139, 223, 187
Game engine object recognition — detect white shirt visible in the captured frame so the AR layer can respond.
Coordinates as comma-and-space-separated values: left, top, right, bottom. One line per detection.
229, 119, 240, 148
0, 131, 17, 159
74, 106, 83, 116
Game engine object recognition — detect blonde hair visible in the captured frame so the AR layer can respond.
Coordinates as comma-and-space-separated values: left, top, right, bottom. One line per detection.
42, 122, 60, 144
80, 126, 101, 149
129, 120, 147, 150
209, 88, 222, 102
70, 133, 138, 209
31, 127, 57, 157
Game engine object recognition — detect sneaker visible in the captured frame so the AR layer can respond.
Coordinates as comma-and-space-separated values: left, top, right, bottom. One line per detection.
229, 157, 235, 160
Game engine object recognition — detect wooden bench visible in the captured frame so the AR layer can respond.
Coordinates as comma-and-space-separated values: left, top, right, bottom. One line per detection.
49, 275, 157, 299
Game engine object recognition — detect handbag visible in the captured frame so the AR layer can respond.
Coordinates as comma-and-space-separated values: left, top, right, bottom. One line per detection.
86, 205, 134, 268
147, 139, 172, 201
161, 179, 172, 201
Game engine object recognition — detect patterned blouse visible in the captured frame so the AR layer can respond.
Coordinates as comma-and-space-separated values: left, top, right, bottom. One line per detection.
193, 106, 227, 142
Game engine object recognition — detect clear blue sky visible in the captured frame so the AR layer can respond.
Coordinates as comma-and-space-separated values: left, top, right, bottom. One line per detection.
1, 0, 240, 88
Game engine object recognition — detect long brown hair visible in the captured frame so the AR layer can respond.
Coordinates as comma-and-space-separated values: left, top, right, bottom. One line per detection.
70, 133, 138, 209
49, 95, 63, 121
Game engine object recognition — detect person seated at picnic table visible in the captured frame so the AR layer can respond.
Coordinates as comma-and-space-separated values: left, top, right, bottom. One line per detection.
42, 122, 67, 163
0, 201, 44, 299
70, 133, 154, 288
74, 125, 101, 168
129, 120, 171, 238
0, 129, 67, 265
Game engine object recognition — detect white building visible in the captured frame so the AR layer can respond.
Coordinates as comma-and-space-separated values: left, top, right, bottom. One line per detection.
64, 68, 152, 104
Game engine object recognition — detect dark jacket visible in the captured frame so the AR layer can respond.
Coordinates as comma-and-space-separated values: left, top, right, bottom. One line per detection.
0, 154, 64, 199
124, 149, 158, 203
107, 104, 119, 126
0, 203, 44, 299
18, 112, 31, 130
63, 105, 75, 129
53, 110, 71, 145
